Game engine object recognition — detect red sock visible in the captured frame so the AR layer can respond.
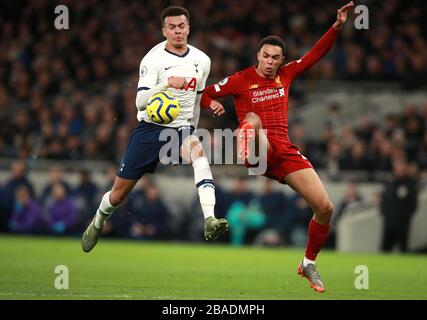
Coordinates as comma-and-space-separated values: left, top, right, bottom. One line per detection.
305, 219, 330, 261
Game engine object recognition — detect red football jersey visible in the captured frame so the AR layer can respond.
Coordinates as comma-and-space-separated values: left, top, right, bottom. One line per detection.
202, 26, 338, 146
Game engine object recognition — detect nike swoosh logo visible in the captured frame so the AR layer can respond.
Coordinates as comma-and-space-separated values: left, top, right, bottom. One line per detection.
164, 66, 174, 70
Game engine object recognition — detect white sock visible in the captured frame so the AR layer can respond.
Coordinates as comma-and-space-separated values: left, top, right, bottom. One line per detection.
94, 191, 120, 229
192, 157, 215, 219
303, 257, 316, 267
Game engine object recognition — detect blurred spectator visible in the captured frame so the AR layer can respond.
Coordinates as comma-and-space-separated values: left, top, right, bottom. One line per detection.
228, 177, 253, 205
373, 140, 393, 172
380, 159, 418, 252
226, 198, 266, 247
44, 183, 78, 235
283, 193, 313, 246
324, 140, 344, 176
40, 165, 71, 203
226, 178, 265, 246
0, 160, 34, 231
0, 183, 5, 228
340, 140, 372, 171
177, 194, 202, 242
73, 169, 99, 227
334, 181, 364, 221
128, 182, 169, 240
8, 186, 44, 234
326, 103, 341, 135
327, 181, 364, 248
401, 105, 425, 161
259, 179, 287, 232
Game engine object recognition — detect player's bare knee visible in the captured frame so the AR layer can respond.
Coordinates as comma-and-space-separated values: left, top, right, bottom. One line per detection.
245, 112, 262, 129
324, 201, 334, 222
315, 200, 334, 222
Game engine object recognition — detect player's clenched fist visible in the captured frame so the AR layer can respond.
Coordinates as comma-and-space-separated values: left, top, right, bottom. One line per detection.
210, 100, 225, 116
168, 76, 187, 89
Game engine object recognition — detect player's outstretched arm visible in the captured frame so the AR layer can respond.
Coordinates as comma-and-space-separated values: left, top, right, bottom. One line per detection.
285, 1, 354, 78
200, 75, 241, 116
200, 92, 225, 116
333, 1, 354, 31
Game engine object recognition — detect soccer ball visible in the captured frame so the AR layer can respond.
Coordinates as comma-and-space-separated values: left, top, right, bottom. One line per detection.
146, 91, 180, 124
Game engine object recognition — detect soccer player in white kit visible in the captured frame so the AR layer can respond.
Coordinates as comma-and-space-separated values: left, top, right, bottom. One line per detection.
82, 6, 228, 252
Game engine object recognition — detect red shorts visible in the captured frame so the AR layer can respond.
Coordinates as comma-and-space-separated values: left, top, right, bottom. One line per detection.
242, 138, 312, 183
264, 141, 313, 183
238, 122, 313, 183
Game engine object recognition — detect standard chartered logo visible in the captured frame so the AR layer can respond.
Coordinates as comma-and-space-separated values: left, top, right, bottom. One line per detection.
252, 88, 276, 97
251, 88, 283, 104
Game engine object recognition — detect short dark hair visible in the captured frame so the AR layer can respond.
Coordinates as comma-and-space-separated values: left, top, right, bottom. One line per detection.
258, 35, 287, 56
161, 6, 190, 26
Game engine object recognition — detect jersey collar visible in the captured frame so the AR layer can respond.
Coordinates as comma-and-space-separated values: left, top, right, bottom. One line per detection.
252, 65, 279, 80
164, 47, 190, 58
251, 66, 283, 86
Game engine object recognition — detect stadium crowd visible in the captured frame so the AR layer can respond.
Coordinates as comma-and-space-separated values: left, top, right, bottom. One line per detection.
0, 161, 317, 247
291, 102, 427, 176
0, 1, 425, 249
0, 157, 419, 251
0, 0, 427, 167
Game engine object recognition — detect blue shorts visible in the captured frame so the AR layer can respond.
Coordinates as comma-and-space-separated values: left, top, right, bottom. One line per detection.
117, 121, 195, 180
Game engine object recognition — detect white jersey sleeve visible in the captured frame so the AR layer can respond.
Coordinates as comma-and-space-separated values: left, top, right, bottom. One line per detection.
135, 53, 169, 111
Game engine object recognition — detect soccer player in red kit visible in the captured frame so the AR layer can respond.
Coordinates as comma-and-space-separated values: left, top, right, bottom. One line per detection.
201, 2, 354, 292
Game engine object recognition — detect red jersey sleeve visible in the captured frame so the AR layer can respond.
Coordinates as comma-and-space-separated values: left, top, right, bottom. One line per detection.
201, 74, 242, 108
284, 25, 338, 79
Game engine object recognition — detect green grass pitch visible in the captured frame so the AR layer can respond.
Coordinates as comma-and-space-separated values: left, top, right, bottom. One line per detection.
0, 235, 426, 300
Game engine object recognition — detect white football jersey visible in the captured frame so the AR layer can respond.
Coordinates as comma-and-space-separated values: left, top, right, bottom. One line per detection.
136, 41, 211, 128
